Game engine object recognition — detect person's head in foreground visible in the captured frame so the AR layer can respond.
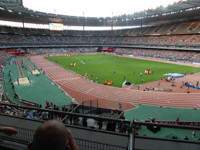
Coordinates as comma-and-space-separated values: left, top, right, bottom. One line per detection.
27, 120, 78, 150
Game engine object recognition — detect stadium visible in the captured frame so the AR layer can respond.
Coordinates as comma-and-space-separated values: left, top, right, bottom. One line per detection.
1, 0, 200, 149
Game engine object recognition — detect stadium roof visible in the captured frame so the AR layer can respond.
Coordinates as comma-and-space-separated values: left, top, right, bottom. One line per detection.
132, 0, 200, 18
0, 0, 200, 26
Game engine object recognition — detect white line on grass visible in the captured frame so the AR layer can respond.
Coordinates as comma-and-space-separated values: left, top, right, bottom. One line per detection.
76, 57, 86, 64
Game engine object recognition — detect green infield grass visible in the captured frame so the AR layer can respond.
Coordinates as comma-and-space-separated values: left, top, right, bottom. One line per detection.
46, 54, 199, 87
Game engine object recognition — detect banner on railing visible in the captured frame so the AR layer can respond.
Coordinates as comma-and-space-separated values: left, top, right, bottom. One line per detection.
98, 48, 116, 52
20, 99, 39, 107
5, 50, 25, 56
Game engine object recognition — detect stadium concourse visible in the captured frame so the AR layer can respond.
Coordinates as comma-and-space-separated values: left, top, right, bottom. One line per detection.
30, 54, 200, 110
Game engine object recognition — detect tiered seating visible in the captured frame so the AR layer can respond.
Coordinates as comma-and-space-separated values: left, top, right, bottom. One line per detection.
173, 23, 190, 34
115, 48, 200, 61
0, 51, 12, 65
0, 20, 200, 47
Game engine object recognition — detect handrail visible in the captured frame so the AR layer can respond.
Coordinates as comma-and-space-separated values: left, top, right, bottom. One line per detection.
132, 121, 200, 130
0, 122, 128, 150
132, 121, 200, 149
0, 102, 131, 123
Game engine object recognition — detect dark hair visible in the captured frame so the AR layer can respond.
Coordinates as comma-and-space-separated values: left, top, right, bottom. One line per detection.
31, 120, 69, 150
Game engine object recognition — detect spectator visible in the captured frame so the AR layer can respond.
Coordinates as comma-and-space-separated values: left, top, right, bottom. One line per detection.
46, 101, 49, 107
184, 136, 189, 140
198, 138, 200, 142
172, 136, 177, 139
82, 116, 88, 127
176, 117, 179, 122
27, 120, 78, 150
26, 111, 34, 119
97, 119, 103, 129
106, 121, 112, 131
42, 111, 49, 120
192, 129, 196, 138
110, 121, 116, 132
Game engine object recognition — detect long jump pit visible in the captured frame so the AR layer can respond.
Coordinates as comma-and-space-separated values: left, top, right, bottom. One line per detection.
18, 77, 30, 85
31, 70, 40, 75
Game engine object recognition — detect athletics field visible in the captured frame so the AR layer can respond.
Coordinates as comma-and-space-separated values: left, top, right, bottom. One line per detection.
46, 54, 199, 87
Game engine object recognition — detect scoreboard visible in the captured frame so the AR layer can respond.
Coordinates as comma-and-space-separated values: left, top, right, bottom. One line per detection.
49, 23, 64, 31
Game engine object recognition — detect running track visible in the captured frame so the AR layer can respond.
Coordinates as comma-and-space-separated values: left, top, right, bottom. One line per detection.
16, 62, 24, 78
25, 59, 34, 70
30, 56, 200, 111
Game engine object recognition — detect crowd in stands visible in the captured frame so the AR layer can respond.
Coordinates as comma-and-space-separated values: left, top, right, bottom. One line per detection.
26, 48, 68, 55
1, 21, 200, 36
25, 47, 98, 55
1, 46, 200, 63
1, 46, 199, 63
0, 51, 13, 65
115, 48, 200, 61
0, 51, 13, 102
0, 26, 124, 37
1, 100, 199, 143
0, 98, 131, 134
1, 21, 200, 48
1, 33, 200, 47
24, 47, 200, 61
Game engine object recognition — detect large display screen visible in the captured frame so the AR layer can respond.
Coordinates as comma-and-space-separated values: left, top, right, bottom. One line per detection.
49, 23, 64, 31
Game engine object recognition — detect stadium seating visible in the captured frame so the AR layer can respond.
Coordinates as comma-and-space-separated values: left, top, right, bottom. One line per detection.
0, 51, 12, 65
1, 22, 200, 48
